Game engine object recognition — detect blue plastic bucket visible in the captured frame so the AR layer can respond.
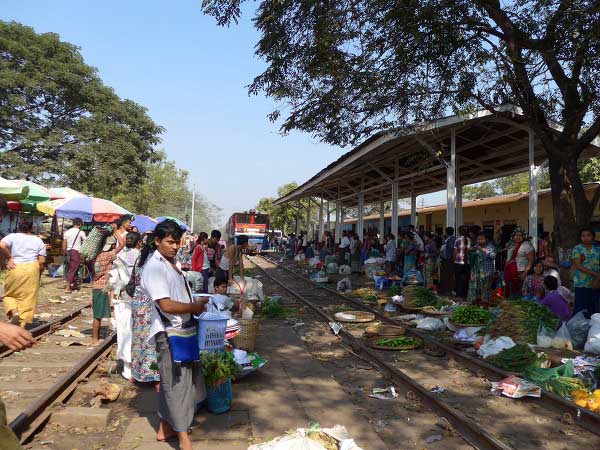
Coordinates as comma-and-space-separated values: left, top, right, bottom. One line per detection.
206, 379, 232, 414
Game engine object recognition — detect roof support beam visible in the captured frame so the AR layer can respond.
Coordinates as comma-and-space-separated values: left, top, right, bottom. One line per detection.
447, 128, 457, 230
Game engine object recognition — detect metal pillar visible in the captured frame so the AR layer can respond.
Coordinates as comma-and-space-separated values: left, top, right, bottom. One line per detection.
326, 202, 331, 231
379, 198, 385, 244
318, 197, 324, 243
447, 129, 457, 230
456, 184, 463, 227
391, 159, 399, 239
410, 178, 417, 227
357, 180, 364, 239
529, 130, 538, 250
295, 205, 300, 236
335, 199, 342, 243
306, 197, 311, 241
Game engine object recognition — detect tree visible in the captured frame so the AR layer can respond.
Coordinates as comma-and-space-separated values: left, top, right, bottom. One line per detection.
463, 182, 497, 200
202, 1, 600, 247
0, 21, 163, 194
112, 152, 221, 231
256, 182, 303, 234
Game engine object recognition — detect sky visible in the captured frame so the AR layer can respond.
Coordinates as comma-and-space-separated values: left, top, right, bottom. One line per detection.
2, 0, 445, 225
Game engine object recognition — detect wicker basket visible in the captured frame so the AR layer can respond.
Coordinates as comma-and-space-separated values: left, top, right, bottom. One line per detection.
364, 324, 406, 338
333, 311, 375, 323
232, 318, 260, 352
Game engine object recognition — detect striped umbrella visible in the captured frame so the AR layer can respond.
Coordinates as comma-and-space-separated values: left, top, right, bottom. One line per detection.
36, 188, 88, 216
55, 197, 132, 223
0, 178, 30, 200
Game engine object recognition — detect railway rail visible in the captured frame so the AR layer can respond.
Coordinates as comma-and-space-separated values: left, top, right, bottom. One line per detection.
1, 304, 116, 443
250, 254, 600, 450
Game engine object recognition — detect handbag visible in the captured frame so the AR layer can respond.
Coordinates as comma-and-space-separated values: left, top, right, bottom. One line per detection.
165, 323, 200, 363
124, 257, 139, 298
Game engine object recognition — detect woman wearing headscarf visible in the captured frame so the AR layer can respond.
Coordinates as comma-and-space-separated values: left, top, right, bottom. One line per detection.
504, 226, 535, 297
0, 221, 46, 327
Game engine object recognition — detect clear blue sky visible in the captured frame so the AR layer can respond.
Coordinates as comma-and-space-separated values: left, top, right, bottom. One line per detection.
2, 0, 445, 225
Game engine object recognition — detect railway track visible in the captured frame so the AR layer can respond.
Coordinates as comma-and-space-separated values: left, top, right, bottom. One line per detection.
0, 304, 116, 443
250, 254, 600, 450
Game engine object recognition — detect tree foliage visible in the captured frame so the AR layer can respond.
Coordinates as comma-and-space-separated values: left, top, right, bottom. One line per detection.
202, 1, 600, 246
112, 152, 221, 232
0, 21, 163, 194
256, 182, 303, 234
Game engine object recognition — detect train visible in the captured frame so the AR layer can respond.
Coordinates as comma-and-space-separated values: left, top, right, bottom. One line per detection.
225, 211, 270, 252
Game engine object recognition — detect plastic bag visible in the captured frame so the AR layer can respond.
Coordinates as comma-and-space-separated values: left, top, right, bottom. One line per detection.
308, 257, 320, 268
551, 323, 573, 350
416, 317, 445, 331
339, 264, 351, 275
566, 310, 591, 350
537, 324, 555, 348
326, 262, 339, 274
584, 313, 600, 354
337, 277, 352, 292
477, 336, 516, 358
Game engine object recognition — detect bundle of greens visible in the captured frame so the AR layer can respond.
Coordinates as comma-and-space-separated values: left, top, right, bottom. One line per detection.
450, 306, 491, 325
387, 285, 402, 297
259, 298, 295, 318
486, 300, 559, 344
487, 344, 539, 373
375, 336, 421, 348
201, 351, 241, 388
403, 285, 439, 307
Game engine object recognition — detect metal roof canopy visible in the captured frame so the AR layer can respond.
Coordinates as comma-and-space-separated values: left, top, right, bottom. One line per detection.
273, 106, 600, 207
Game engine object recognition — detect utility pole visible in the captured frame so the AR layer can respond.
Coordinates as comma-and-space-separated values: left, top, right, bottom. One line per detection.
191, 184, 196, 233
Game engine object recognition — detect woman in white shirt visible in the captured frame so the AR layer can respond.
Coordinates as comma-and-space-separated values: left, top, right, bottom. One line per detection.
0, 221, 46, 327
384, 233, 397, 273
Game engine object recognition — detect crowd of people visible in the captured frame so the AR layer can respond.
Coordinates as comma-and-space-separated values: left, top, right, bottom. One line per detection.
282, 224, 600, 323
0, 216, 249, 450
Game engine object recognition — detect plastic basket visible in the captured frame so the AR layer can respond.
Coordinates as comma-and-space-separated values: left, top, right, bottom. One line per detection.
206, 379, 232, 414
197, 300, 228, 352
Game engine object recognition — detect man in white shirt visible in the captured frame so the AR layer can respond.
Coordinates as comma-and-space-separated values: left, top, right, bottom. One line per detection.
141, 220, 208, 450
339, 231, 351, 265
62, 218, 86, 293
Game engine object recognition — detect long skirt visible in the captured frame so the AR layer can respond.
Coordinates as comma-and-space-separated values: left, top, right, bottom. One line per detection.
424, 258, 437, 286
155, 332, 204, 432
114, 299, 132, 379
131, 293, 160, 383
574, 287, 600, 319
438, 259, 454, 294
454, 263, 470, 298
3, 261, 40, 325
468, 272, 493, 303
65, 249, 81, 289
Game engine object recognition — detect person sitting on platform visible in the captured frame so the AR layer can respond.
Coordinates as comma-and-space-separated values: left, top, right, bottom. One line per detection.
211, 279, 240, 317
539, 276, 571, 323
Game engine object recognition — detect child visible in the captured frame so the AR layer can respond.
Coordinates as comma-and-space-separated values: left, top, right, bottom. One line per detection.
539, 276, 571, 323
91, 235, 125, 344
211, 279, 240, 317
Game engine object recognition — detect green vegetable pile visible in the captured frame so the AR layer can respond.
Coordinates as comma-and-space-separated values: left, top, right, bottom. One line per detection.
450, 306, 491, 325
487, 343, 539, 373
375, 336, 421, 348
403, 285, 438, 307
513, 299, 559, 344
353, 288, 379, 302
485, 300, 559, 344
523, 362, 586, 397
259, 298, 295, 318
200, 351, 241, 388
387, 285, 402, 297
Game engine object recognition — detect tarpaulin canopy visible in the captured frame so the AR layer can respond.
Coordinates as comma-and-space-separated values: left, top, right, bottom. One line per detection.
49, 187, 86, 199
15, 180, 63, 202
131, 214, 158, 233
0, 178, 30, 201
54, 197, 132, 223
156, 216, 191, 232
